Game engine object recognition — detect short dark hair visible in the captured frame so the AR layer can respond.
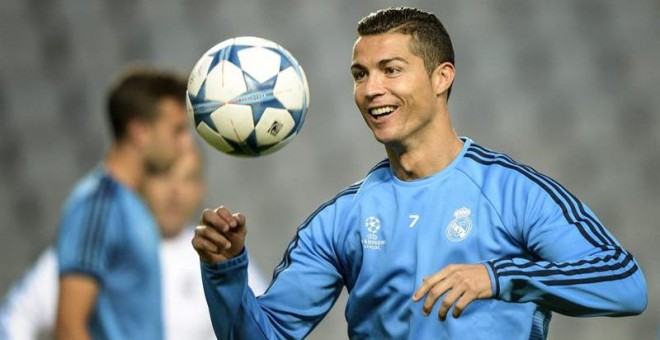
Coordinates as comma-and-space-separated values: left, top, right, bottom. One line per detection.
357, 7, 455, 98
107, 65, 187, 141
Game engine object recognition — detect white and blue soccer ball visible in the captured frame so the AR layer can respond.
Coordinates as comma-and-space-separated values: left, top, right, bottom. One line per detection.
186, 37, 310, 157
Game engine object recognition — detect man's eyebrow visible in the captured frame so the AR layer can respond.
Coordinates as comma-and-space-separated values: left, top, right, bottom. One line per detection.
350, 63, 365, 70
379, 57, 408, 67
351, 57, 408, 70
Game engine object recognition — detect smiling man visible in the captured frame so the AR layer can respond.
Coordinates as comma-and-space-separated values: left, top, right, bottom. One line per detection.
193, 7, 647, 339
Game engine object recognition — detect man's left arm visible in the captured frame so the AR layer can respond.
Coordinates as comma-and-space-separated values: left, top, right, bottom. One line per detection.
415, 175, 647, 319
484, 190, 647, 317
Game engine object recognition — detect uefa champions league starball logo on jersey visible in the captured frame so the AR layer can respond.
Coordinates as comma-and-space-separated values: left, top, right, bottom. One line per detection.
362, 216, 386, 250
446, 207, 473, 242
365, 216, 381, 235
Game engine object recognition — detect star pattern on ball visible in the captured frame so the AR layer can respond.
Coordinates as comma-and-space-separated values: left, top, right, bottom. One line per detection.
190, 44, 297, 131
189, 45, 238, 130
227, 45, 290, 124
188, 83, 222, 130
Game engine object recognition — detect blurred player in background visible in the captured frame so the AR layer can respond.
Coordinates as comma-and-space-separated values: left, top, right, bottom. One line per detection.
54, 66, 189, 340
0, 141, 268, 340
192, 6, 647, 339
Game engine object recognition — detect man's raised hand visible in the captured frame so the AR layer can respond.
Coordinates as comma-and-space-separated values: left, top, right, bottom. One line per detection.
192, 206, 247, 264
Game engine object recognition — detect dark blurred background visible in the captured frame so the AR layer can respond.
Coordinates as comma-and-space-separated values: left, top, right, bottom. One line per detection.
1, 0, 658, 338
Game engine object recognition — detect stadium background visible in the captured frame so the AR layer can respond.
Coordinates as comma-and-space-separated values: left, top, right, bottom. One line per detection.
0, 0, 658, 338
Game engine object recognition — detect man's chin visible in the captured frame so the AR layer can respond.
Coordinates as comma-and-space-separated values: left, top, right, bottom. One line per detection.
372, 132, 398, 146
160, 223, 186, 239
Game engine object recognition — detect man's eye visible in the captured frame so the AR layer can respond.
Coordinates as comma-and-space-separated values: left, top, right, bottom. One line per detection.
384, 67, 399, 75
353, 71, 366, 81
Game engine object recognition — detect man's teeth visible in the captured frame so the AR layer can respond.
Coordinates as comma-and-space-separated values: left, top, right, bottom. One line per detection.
370, 106, 396, 116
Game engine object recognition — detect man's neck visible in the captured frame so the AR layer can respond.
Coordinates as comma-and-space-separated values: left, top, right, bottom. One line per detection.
105, 143, 145, 191
385, 122, 464, 181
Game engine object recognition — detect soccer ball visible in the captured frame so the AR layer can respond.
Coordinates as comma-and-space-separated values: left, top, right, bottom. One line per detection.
186, 37, 310, 157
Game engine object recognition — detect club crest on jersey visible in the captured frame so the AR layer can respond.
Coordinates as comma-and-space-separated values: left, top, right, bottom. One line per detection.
362, 216, 386, 250
446, 207, 473, 242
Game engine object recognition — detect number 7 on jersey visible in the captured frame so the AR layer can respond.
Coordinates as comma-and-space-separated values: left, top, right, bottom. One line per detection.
409, 214, 420, 228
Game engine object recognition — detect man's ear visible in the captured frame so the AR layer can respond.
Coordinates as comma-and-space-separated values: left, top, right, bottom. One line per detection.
126, 119, 150, 148
431, 62, 455, 98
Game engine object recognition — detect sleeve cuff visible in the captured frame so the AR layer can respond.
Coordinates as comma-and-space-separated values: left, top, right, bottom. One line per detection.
202, 247, 249, 273
484, 260, 500, 299
59, 268, 104, 285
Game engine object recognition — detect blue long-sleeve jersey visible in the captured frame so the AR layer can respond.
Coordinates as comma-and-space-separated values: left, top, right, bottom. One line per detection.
202, 138, 647, 339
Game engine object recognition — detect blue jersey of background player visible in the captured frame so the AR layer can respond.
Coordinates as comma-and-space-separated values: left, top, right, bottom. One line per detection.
56, 66, 190, 340
192, 7, 647, 339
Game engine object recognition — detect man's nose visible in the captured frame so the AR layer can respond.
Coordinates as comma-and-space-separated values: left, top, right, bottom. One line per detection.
364, 74, 386, 99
